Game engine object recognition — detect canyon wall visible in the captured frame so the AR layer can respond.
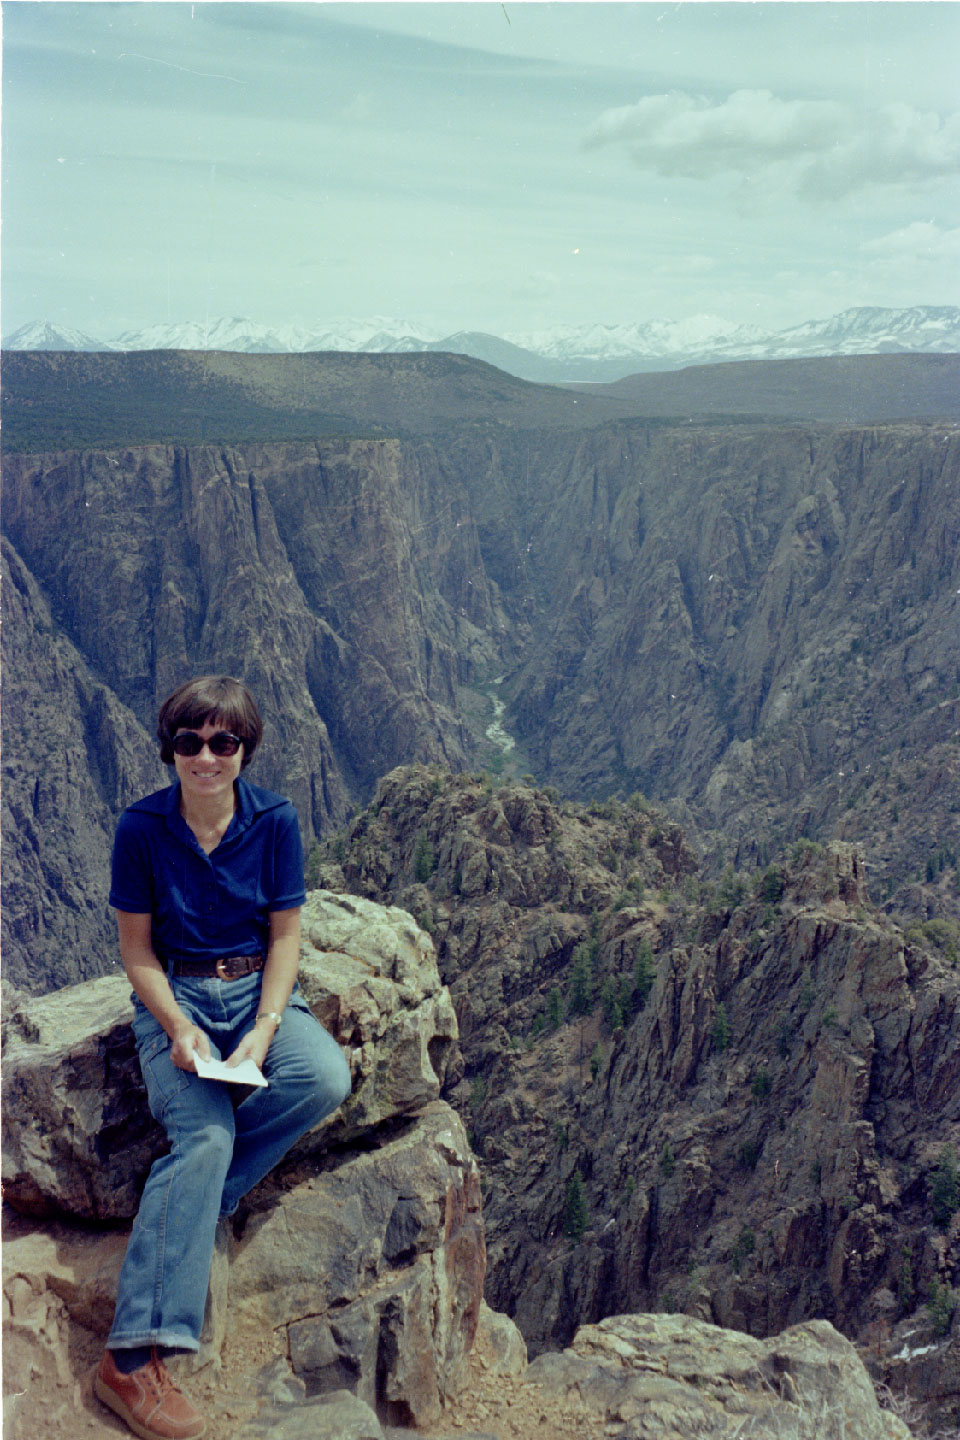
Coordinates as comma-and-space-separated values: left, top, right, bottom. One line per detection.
4, 418, 958, 991
2, 437, 501, 989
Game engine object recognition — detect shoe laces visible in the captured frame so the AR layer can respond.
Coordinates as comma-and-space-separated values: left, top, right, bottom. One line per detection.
145, 1350, 177, 1398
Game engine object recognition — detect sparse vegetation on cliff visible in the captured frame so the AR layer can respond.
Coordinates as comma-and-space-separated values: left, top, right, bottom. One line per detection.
930, 1146, 959, 1232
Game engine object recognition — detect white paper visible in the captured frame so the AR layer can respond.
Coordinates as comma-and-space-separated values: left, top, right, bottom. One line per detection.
193, 1052, 268, 1088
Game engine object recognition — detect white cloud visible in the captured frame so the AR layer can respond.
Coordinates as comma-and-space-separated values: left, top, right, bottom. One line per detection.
584, 90, 960, 201
861, 221, 960, 262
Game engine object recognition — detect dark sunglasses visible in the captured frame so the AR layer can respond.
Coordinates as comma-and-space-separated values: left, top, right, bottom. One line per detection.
171, 731, 243, 758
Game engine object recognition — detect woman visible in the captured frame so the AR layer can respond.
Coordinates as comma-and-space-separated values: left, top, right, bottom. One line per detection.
95, 676, 351, 1440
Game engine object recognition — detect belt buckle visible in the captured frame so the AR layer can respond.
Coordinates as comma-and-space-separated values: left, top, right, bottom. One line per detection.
215, 957, 234, 981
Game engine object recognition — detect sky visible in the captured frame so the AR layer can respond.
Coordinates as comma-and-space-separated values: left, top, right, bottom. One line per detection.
3, 0, 960, 340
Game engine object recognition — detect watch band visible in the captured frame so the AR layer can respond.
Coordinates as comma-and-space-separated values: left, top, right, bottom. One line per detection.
256, 1010, 284, 1027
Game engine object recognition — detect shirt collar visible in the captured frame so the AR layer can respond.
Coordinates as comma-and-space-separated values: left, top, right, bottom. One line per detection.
132, 776, 280, 843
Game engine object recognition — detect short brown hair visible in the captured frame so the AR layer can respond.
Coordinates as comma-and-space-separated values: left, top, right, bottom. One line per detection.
157, 676, 263, 769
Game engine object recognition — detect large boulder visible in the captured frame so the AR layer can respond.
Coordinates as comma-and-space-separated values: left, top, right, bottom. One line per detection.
297, 890, 460, 1139
228, 1101, 484, 1426
1, 890, 459, 1220
1, 974, 157, 1219
526, 1312, 911, 1439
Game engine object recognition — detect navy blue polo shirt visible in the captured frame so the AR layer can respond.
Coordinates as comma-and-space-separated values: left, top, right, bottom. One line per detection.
109, 777, 306, 966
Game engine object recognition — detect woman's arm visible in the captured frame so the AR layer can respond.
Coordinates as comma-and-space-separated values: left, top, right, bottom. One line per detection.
117, 910, 211, 1071
224, 906, 302, 1070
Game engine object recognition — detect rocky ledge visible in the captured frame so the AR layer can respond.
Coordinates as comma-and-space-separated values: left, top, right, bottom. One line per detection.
3, 892, 476, 1434
2, 892, 914, 1440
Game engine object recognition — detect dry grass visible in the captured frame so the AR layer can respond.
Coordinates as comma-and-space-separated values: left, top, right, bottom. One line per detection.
874, 1380, 956, 1440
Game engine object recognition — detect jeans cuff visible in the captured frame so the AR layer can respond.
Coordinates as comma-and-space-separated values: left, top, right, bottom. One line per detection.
106, 1332, 201, 1353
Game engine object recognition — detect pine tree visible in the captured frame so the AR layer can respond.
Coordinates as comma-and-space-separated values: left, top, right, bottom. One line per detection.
757, 865, 786, 904
547, 987, 564, 1031
927, 1277, 956, 1337
731, 1226, 756, 1274
601, 977, 625, 1032
567, 943, 594, 1017
931, 1146, 959, 1230
717, 866, 747, 908
798, 966, 816, 1012
564, 1171, 589, 1240
412, 829, 436, 883
712, 1002, 731, 1052
305, 840, 322, 889
633, 938, 656, 1010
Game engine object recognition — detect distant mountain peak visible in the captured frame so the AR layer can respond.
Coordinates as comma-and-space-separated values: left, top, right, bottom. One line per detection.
3, 320, 111, 352
4, 305, 958, 383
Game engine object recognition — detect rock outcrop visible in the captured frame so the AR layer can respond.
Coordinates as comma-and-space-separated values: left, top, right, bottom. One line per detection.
2, 894, 481, 1435
323, 770, 960, 1428
2, 891, 459, 1219
232, 1309, 913, 1440
332, 766, 696, 1067
526, 1312, 911, 1440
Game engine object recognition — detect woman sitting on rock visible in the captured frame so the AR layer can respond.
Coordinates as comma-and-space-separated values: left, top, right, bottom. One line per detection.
95, 675, 352, 1440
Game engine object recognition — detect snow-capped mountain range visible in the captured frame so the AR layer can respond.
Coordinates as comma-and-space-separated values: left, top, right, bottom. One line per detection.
5, 306, 958, 384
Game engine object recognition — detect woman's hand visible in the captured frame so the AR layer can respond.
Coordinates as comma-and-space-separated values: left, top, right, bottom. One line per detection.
225, 1015, 276, 1072
117, 914, 213, 1073
170, 1022, 211, 1072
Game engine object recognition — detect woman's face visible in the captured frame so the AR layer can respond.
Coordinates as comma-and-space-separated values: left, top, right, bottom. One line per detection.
173, 716, 244, 805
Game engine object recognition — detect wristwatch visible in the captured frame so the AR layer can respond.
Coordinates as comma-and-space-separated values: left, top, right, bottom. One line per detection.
256, 1010, 284, 1027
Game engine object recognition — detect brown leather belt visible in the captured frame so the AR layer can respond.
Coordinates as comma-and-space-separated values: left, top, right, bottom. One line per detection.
170, 954, 265, 980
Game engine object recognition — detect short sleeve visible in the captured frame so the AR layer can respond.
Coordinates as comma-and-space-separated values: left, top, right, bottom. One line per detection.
109, 811, 156, 913
269, 804, 307, 911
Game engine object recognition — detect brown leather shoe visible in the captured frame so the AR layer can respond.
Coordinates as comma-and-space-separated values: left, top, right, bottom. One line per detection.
94, 1348, 206, 1440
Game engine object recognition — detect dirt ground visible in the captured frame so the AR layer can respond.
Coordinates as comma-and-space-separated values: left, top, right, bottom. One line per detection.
7, 1321, 614, 1440
7, 1308, 924, 1440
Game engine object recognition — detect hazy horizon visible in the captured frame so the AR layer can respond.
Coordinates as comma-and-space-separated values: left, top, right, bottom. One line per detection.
3, 1, 959, 340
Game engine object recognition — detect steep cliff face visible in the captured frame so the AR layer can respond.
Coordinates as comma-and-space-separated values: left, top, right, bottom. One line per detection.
2, 440, 493, 801
4, 416, 958, 993
487, 423, 960, 889
2, 538, 166, 990
486, 844, 960, 1351
2, 439, 506, 988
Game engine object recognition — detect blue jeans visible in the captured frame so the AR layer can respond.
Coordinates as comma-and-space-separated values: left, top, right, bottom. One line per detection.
107, 972, 351, 1352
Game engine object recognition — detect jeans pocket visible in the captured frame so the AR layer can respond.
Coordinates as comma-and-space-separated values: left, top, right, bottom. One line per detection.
138, 1030, 190, 1119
